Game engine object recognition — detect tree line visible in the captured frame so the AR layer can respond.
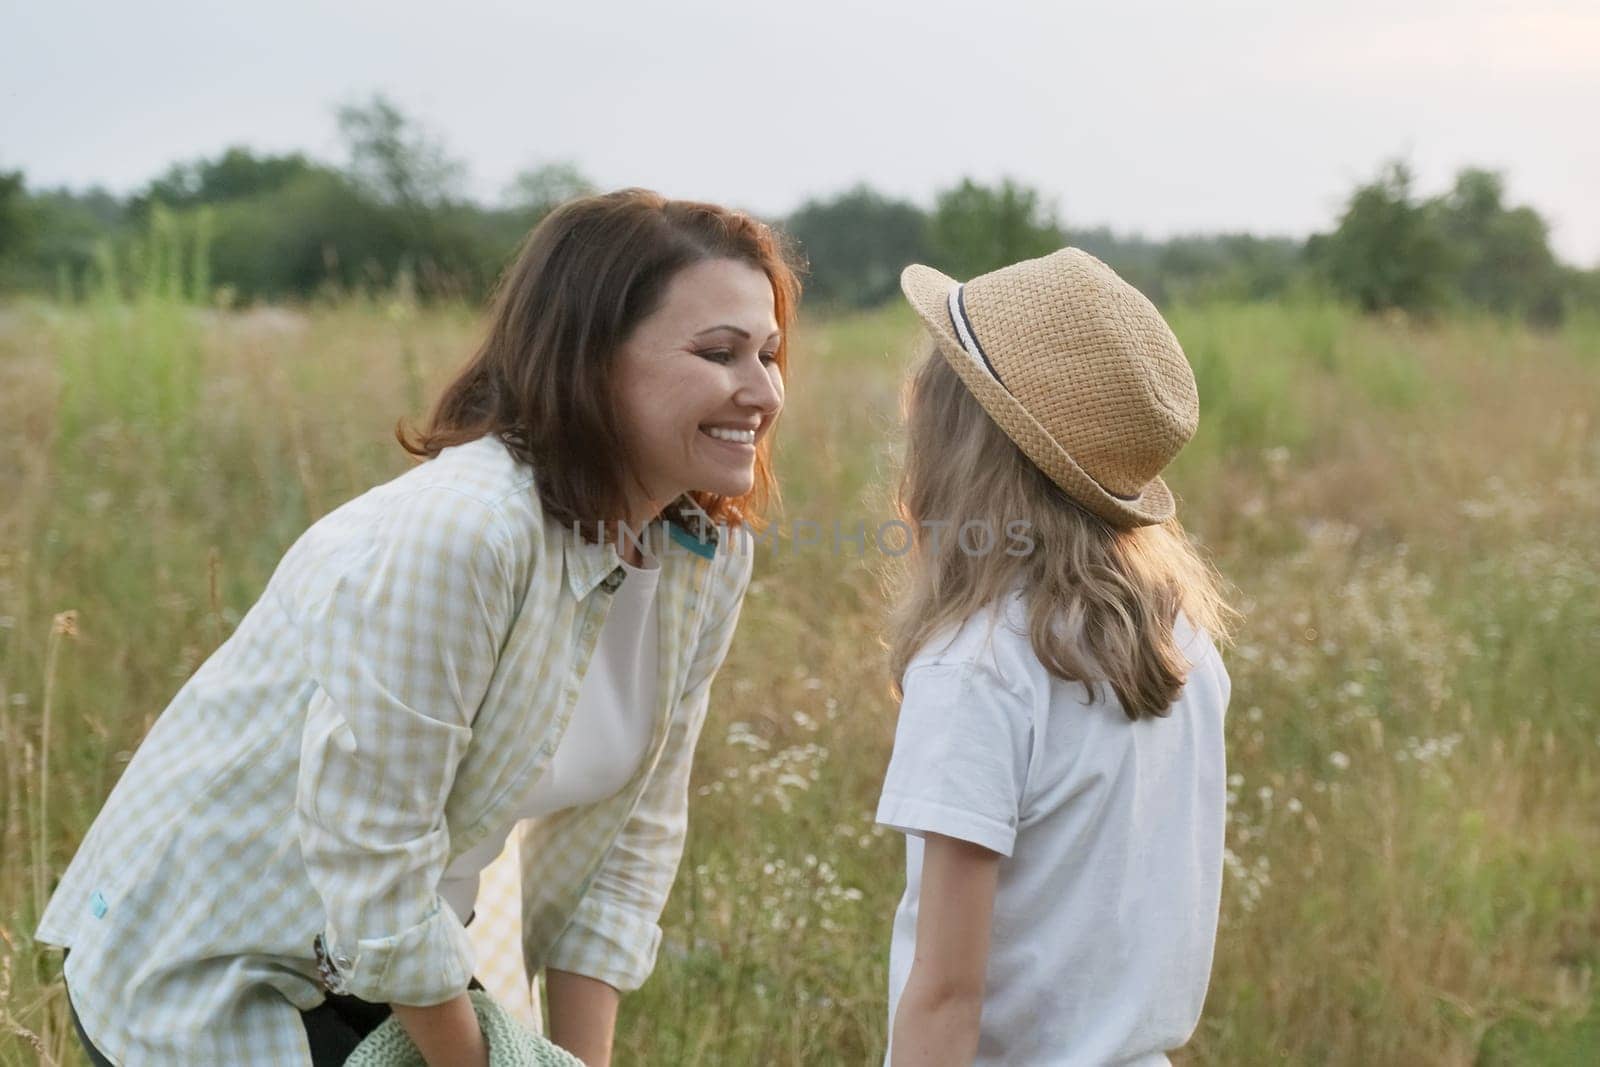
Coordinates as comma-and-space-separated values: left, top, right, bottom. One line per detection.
1, 96, 1594, 323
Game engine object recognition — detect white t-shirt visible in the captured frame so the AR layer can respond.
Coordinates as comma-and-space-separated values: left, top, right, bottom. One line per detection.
876, 592, 1230, 1067
439, 551, 662, 922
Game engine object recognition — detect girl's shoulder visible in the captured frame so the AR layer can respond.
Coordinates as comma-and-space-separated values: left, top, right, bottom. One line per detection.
906, 597, 1228, 710
904, 589, 1036, 697
1173, 610, 1231, 706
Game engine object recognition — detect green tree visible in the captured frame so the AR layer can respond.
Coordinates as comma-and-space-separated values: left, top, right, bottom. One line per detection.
785, 184, 928, 308
2, 185, 127, 294
130, 148, 323, 219
927, 177, 1063, 281
0, 169, 28, 261
200, 170, 404, 299
504, 162, 594, 221
1152, 234, 1305, 304
1307, 160, 1454, 314
1438, 168, 1564, 324
1567, 267, 1600, 315
336, 94, 466, 211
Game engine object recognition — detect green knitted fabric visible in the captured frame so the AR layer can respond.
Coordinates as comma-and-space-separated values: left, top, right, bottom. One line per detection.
341, 989, 583, 1067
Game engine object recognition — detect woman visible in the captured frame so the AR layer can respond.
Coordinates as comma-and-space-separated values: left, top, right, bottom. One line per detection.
37, 189, 797, 1065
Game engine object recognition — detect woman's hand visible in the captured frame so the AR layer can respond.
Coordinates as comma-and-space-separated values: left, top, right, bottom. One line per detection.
546, 968, 621, 1066
392, 993, 489, 1067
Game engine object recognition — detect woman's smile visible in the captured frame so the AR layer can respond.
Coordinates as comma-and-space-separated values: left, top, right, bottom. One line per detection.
701, 424, 758, 445
700, 423, 760, 452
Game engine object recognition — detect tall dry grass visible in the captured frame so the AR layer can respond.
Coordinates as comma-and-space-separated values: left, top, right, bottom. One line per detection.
0, 287, 1595, 1064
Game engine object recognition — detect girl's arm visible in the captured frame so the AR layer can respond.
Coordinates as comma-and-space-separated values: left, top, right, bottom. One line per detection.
392, 994, 489, 1067
546, 969, 621, 1065
891, 833, 1002, 1067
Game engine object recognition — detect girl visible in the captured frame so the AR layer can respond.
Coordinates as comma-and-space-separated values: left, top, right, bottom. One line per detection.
37, 189, 797, 1065
877, 249, 1236, 1066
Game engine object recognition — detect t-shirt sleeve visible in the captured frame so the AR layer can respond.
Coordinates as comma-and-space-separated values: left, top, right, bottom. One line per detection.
875, 660, 1033, 857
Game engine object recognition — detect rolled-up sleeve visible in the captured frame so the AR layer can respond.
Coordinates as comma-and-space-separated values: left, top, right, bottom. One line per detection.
875, 660, 1034, 858
292, 486, 517, 1005
542, 548, 754, 991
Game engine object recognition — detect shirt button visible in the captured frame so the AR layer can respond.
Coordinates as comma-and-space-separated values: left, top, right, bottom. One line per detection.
334, 955, 353, 969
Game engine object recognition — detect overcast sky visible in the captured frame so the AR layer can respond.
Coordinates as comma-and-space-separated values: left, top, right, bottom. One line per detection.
4, 0, 1596, 266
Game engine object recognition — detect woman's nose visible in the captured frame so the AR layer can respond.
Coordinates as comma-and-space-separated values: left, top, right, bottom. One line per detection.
735, 359, 784, 415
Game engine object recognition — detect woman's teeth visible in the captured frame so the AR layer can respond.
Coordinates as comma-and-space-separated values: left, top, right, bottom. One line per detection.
703, 427, 756, 445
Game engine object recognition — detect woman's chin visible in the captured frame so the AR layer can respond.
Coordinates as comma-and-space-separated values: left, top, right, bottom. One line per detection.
691, 471, 755, 500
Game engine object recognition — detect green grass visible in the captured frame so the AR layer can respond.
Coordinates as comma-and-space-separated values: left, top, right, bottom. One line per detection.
1, 293, 1597, 1065
1479, 987, 1600, 1066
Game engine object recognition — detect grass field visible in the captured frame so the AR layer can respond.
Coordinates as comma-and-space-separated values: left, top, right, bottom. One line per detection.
1, 287, 1597, 1064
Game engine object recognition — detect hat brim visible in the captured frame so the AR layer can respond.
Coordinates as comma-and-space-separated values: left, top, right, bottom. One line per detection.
900, 263, 1175, 528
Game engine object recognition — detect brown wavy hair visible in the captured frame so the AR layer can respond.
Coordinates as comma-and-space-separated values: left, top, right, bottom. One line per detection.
399, 188, 800, 540
885, 345, 1237, 720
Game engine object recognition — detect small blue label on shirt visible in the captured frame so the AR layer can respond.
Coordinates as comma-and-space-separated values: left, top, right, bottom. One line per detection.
90, 891, 108, 919
668, 523, 716, 560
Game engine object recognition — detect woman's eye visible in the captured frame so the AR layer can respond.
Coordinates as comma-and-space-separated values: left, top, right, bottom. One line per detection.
698, 348, 778, 366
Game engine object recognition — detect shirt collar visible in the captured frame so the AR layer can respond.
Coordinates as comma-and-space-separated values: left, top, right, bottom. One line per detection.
561, 495, 719, 598
562, 526, 623, 599
663, 494, 720, 561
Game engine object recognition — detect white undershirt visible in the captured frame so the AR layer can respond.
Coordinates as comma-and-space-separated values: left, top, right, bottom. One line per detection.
439, 550, 661, 922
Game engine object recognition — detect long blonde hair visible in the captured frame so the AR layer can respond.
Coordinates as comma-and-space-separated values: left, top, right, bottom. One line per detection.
885, 344, 1237, 720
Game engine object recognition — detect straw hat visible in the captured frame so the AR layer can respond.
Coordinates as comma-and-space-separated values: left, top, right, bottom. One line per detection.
900, 248, 1198, 528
